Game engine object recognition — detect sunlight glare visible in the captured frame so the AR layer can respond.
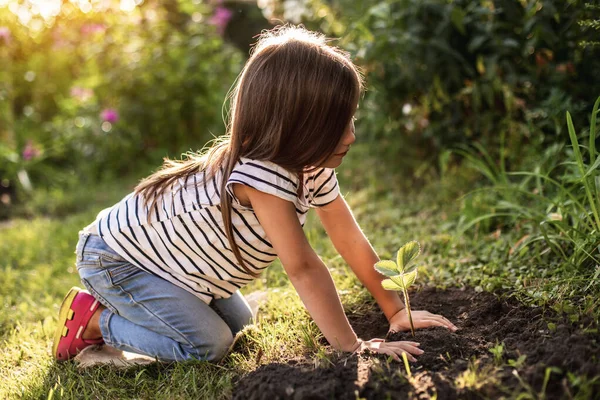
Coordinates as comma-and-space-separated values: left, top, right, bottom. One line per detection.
2, 0, 144, 27
77, 0, 92, 14
16, 5, 32, 26
120, 0, 143, 13
30, 0, 61, 20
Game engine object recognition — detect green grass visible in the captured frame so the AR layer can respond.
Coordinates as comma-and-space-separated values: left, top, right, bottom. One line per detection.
0, 143, 598, 399
452, 99, 600, 320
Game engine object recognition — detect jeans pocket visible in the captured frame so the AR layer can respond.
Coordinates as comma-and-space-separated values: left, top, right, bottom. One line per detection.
77, 253, 102, 270
80, 277, 120, 316
102, 258, 143, 286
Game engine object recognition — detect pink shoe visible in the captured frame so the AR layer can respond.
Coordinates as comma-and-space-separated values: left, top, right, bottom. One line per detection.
52, 287, 104, 361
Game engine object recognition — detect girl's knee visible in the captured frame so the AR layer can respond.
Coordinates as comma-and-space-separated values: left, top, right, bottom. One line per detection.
185, 330, 234, 362
231, 308, 253, 335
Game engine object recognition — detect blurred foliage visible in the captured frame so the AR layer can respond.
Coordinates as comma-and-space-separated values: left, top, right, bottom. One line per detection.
2, 0, 600, 220
578, 3, 600, 48
0, 0, 243, 218
300, 0, 600, 176
280, 0, 600, 274
454, 97, 600, 286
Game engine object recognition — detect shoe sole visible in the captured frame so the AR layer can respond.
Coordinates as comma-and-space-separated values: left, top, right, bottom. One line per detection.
52, 287, 80, 359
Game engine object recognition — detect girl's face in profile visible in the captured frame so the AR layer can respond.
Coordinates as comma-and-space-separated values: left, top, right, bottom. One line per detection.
319, 118, 356, 169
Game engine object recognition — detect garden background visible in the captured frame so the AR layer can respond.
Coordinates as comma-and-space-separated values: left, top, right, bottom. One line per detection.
1, 0, 599, 398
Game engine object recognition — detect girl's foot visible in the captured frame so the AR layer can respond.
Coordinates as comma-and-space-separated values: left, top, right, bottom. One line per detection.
52, 287, 105, 361
82, 305, 105, 340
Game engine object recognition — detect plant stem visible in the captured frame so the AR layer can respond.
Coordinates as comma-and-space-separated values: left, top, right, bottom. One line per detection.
589, 97, 599, 166
401, 352, 412, 378
567, 112, 600, 231
402, 287, 415, 337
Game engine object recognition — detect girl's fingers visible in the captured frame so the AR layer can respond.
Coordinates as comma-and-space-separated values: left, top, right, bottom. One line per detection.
382, 339, 420, 347
414, 318, 445, 328
401, 345, 424, 355
432, 317, 458, 330
417, 317, 456, 330
367, 341, 420, 362
443, 317, 458, 330
384, 349, 401, 362
382, 348, 412, 362
387, 342, 424, 356
392, 349, 416, 362
422, 313, 458, 330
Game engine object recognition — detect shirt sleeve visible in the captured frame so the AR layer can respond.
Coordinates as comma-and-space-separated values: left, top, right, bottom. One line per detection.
308, 167, 339, 207
226, 158, 300, 209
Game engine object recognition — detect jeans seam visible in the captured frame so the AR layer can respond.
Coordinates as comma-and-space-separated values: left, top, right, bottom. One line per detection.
80, 277, 120, 316
100, 319, 160, 359
104, 263, 142, 286
84, 249, 125, 263
99, 308, 112, 344
76, 232, 91, 261
78, 233, 126, 263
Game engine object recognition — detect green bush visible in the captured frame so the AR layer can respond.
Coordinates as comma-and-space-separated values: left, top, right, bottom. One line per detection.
0, 2, 243, 217
303, 0, 600, 174
458, 97, 600, 272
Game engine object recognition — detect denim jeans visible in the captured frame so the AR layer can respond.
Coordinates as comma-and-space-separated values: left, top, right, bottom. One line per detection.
75, 231, 253, 362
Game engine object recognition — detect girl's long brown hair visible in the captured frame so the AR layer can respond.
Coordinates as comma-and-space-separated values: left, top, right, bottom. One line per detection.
135, 25, 364, 277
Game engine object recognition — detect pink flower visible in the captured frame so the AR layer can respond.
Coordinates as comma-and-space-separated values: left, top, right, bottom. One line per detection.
51, 28, 70, 50
0, 27, 11, 44
81, 23, 106, 36
100, 108, 119, 124
70, 87, 94, 102
22, 140, 40, 161
209, 6, 233, 35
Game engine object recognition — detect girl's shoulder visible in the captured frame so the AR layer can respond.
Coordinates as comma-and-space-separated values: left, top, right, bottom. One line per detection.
227, 157, 339, 209
226, 158, 300, 205
234, 158, 300, 186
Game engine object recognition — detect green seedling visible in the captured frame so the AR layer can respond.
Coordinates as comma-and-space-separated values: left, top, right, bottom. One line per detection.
489, 342, 505, 365
401, 352, 412, 377
375, 241, 421, 337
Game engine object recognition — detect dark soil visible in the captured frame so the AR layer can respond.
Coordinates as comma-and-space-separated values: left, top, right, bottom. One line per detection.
233, 287, 600, 399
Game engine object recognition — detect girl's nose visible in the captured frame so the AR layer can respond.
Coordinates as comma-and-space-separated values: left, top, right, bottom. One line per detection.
344, 124, 356, 146
345, 131, 356, 146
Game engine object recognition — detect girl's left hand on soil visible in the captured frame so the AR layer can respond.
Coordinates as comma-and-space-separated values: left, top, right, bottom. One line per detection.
359, 339, 423, 362
388, 309, 458, 333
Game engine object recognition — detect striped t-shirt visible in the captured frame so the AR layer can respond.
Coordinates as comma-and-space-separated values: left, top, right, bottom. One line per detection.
92, 157, 340, 303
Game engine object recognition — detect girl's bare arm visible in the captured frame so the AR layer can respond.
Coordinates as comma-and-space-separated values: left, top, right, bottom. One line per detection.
316, 194, 457, 332
315, 195, 405, 320
239, 185, 431, 359
242, 185, 359, 351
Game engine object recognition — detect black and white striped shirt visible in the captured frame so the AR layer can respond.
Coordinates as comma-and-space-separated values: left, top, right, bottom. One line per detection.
93, 158, 340, 303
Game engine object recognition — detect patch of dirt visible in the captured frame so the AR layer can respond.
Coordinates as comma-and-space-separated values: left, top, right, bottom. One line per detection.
233, 287, 600, 399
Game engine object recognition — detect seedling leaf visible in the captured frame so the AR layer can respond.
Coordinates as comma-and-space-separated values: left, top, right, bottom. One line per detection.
375, 260, 399, 277
382, 278, 399, 291
404, 263, 419, 274
403, 270, 418, 288
378, 240, 422, 337
397, 241, 421, 271
389, 270, 418, 290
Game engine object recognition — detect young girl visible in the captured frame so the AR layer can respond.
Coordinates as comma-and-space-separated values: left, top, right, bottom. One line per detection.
53, 25, 456, 363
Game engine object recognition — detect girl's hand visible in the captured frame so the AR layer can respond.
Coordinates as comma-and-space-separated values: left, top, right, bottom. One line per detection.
388, 309, 458, 334
356, 339, 423, 362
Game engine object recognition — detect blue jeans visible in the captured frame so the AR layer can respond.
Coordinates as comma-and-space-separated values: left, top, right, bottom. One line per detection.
75, 232, 253, 362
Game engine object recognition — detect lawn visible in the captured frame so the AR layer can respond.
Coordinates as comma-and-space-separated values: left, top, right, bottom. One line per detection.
0, 145, 598, 399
